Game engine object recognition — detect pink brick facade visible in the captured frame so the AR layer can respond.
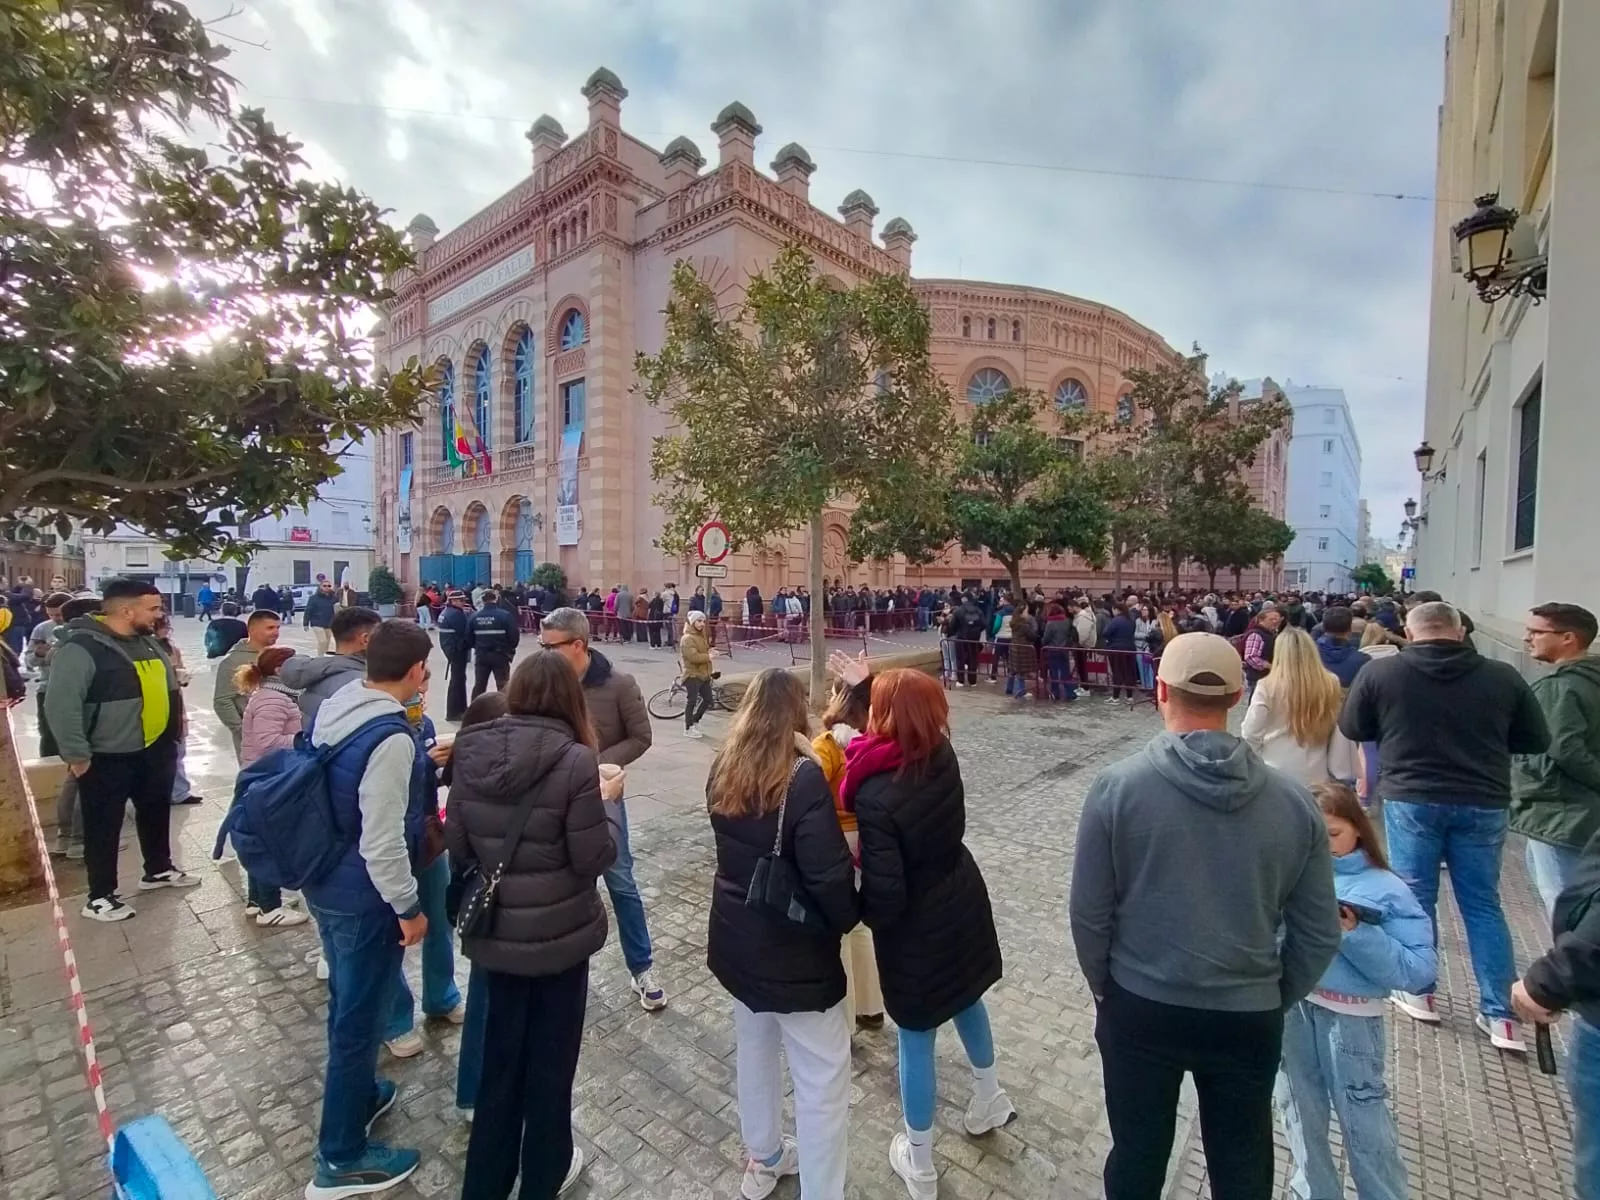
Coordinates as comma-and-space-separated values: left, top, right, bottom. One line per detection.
373, 69, 1284, 599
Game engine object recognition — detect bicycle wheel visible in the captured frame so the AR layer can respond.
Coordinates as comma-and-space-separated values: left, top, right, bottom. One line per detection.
647, 684, 688, 721
711, 685, 733, 711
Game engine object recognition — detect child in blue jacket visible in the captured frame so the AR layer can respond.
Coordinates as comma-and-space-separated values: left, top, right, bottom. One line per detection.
1278, 781, 1436, 1200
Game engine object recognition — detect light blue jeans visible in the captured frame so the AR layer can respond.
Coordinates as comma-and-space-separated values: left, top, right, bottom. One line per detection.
603, 801, 653, 976
1525, 838, 1583, 920
384, 855, 461, 1040
1384, 799, 1515, 1019
1571, 1015, 1600, 1200
897, 998, 995, 1130
168, 738, 192, 804
1277, 1000, 1406, 1200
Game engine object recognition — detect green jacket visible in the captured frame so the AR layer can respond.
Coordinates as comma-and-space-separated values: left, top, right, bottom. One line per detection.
42, 617, 180, 762
1511, 656, 1600, 849
212, 642, 259, 738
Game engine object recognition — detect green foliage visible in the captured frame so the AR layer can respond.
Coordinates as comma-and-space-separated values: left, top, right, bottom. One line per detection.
851, 388, 1108, 596
0, 0, 429, 558
1352, 561, 1395, 595
530, 562, 567, 601
367, 564, 403, 605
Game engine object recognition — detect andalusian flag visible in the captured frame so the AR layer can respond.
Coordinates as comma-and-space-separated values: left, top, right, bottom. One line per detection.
447, 417, 473, 471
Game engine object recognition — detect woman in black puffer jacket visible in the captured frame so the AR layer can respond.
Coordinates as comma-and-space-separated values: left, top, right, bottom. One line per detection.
842, 668, 1014, 1200
444, 651, 618, 1200
707, 668, 858, 1200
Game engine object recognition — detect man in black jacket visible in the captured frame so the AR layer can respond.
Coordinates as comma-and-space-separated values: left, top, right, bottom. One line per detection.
1339, 600, 1549, 1051
437, 591, 473, 721
944, 595, 986, 688
469, 589, 519, 701
302, 579, 338, 655
1512, 842, 1600, 1200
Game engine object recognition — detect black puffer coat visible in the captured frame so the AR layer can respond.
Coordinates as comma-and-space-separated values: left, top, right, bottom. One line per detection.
443, 714, 617, 978
855, 739, 1002, 1030
707, 748, 859, 1014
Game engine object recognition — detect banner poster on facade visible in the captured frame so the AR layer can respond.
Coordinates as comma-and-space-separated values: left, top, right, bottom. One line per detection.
396, 465, 413, 553
556, 429, 582, 546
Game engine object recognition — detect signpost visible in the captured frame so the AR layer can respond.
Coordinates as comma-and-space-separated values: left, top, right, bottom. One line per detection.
694, 562, 728, 579
696, 520, 730, 564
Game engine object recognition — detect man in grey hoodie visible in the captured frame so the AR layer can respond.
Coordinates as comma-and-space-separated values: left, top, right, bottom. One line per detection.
279, 606, 381, 725
1071, 632, 1340, 1200
211, 609, 280, 758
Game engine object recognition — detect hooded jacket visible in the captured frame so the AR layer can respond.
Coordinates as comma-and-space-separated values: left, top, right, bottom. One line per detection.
444, 714, 617, 977
678, 625, 713, 681
278, 651, 365, 724
1338, 639, 1550, 805
1314, 849, 1437, 1001
239, 680, 303, 767
44, 616, 180, 761
581, 650, 652, 767
1511, 657, 1600, 850
1315, 635, 1367, 689
1071, 730, 1340, 1012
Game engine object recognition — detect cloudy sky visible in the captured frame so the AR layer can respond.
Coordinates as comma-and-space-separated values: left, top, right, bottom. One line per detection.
197, 0, 1448, 552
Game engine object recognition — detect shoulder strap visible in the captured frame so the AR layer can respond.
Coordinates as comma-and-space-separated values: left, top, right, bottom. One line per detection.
771, 756, 807, 855
484, 759, 555, 881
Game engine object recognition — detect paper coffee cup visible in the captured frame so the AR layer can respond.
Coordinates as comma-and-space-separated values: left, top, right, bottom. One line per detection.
599, 764, 623, 782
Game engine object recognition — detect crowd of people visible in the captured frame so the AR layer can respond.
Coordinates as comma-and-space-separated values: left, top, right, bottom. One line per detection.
9, 567, 1600, 1200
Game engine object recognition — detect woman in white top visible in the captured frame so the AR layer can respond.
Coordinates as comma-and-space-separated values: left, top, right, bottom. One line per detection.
1241, 627, 1357, 787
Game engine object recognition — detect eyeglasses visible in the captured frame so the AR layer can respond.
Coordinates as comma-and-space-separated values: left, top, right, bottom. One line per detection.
539, 638, 578, 650
1525, 627, 1562, 639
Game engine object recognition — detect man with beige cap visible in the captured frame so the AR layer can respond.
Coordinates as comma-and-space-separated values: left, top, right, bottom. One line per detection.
1071, 632, 1340, 1200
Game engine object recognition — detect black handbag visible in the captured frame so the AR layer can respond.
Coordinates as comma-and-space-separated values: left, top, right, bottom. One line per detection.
452, 786, 542, 939
744, 758, 825, 929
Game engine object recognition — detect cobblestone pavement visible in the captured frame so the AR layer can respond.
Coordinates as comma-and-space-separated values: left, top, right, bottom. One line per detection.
0, 630, 1579, 1199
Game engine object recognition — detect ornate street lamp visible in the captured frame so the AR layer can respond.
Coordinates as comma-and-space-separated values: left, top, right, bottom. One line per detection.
1450, 193, 1547, 304
1403, 497, 1417, 521
1413, 440, 1445, 482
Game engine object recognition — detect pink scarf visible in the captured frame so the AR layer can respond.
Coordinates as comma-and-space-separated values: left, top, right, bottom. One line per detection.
839, 733, 905, 813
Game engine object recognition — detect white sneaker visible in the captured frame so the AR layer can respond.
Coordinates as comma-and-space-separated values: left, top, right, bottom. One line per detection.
557, 1146, 585, 1195
81, 895, 135, 923
632, 969, 667, 1012
964, 1088, 1016, 1135
385, 1029, 425, 1059
1476, 1014, 1527, 1053
889, 1133, 939, 1200
139, 868, 202, 890
740, 1135, 798, 1199
243, 903, 262, 918
256, 907, 309, 928
441, 1002, 467, 1025
684, 726, 704, 740
314, 954, 330, 982
1391, 991, 1441, 1023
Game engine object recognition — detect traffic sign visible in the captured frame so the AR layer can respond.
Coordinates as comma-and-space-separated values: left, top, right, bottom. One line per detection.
1402, 567, 1416, 579
695, 562, 728, 579
696, 520, 730, 564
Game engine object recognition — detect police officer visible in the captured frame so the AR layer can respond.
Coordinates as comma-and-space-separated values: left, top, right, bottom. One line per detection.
438, 590, 473, 720
469, 588, 519, 701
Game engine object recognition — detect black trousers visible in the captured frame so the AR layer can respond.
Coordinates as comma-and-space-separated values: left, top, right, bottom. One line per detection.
1095, 979, 1283, 1200
1108, 652, 1140, 699
445, 652, 471, 720
647, 619, 662, 648
472, 655, 511, 702
79, 743, 178, 901
684, 677, 712, 729
461, 962, 589, 1200
954, 639, 979, 685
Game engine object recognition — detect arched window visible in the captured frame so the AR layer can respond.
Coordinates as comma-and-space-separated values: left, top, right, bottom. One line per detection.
438, 511, 454, 553
1055, 379, 1088, 411
516, 499, 535, 551
961, 315, 971, 338
513, 328, 535, 444
437, 360, 455, 462
966, 367, 1011, 405
472, 345, 491, 449
985, 317, 996, 340
473, 509, 491, 554
1116, 392, 1134, 424
1011, 320, 1021, 342
559, 309, 586, 350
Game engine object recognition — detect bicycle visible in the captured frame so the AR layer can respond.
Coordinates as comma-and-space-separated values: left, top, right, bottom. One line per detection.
647, 672, 730, 720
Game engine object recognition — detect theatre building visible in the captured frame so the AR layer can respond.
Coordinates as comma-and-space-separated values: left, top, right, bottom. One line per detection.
373, 68, 1284, 598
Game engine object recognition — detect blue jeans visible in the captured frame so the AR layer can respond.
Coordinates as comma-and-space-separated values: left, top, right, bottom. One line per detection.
456, 962, 488, 1110
897, 998, 995, 1130
1136, 653, 1155, 691
1525, 838, 1583, 919
306, 899, 403, 1164
246, 874, 283, 913
1005, 670, 1028, 697
1277, 1000, 1406, 1200
1044, 650, 1077, 700
169, 739, 192, 804
604, 801, 653, 976
1572, 1015, 1600, 1200
1384, 799, 1515, 1019
385, 855, 461, 1040
989, 640, 1009, 680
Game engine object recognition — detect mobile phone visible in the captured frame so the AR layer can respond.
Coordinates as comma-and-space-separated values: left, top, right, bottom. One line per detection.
1340, 901, 1384, 925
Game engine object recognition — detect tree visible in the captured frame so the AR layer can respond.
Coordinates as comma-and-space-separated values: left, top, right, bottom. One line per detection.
636, 245, 952, 704
367, 565, 403, 606
851, 388, 1109, 597
1352, 561, 1395, 595
531, 562, 568, 603
0, 0, 428, 895
0, 0, 429, 556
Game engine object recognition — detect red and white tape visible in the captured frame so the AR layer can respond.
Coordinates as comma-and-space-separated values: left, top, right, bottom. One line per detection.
8, 711, 116, 1150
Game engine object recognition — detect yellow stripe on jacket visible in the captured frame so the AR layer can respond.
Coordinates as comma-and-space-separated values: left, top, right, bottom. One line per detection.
812, 727, 857, 833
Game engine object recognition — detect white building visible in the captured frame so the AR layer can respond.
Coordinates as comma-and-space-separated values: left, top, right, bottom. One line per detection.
81, 444, 377, 599
1415, 0, 1598, 663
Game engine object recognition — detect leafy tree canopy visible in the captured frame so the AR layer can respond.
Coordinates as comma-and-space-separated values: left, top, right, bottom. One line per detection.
0, 0, 428, 558
1352, 561, 1395, 595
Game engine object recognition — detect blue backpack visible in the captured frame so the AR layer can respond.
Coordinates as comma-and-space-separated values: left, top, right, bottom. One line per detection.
214, 713, 414, 890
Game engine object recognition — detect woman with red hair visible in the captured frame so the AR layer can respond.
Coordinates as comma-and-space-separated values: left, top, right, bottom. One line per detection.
841, 668, 1012, 1199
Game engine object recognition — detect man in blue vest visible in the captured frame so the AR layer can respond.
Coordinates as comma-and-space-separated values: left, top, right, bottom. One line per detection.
301, 620, 433, 1197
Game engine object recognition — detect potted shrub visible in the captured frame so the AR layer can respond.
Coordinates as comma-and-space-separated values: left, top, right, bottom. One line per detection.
530, 562, 568, 606
368, 565, 404, 617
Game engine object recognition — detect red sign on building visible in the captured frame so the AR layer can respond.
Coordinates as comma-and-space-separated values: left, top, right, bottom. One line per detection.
289, 527, 313, 543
